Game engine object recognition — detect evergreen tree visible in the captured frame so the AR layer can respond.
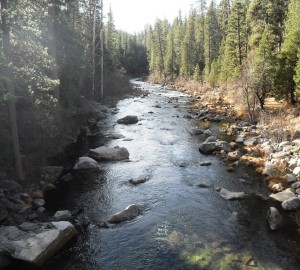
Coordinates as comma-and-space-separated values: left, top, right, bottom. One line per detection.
220, 0, 249, 82
204, 0, 222, 77
275, 0, 300, 104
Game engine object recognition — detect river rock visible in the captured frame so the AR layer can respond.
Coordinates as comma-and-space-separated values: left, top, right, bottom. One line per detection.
284, 174, 297, 184
205, 136, 217, 143
129, 175, 148, 185
73, 157, 100, 170
117, 115, 139, 124
199, 142, 220, 154
41, 166, 63, 183
53, 210, 72, 221
292, 182, 300, 189
269, 189, 296, 202
262, 162, 280, 176
266, 207, 283, 230
0, 221, 77, 266
108, 204, 140, 223
282, 197, 300, 211
88, 146, 129, 161
216, 141, 232, 152
109, 133, 125, 139
34, 199, 45, 207
0, 180, 21, 192
219, 188, 246, 200
293, 167, 300, 177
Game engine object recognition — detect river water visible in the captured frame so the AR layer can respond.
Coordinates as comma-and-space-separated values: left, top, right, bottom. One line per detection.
44, 80, 300, 270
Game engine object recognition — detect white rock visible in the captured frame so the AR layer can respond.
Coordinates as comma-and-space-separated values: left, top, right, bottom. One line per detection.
293, 167, 300, 177
269, 189, 296, 202
88, 146, 129, 161
73, 157, 100, 170
219, 188, 246, 200
53, 210, 72, 221
108, 204, 140, 223
0, 222, 77, 266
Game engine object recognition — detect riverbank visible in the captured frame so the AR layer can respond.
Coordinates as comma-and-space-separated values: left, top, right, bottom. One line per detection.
148, 75, 300, 230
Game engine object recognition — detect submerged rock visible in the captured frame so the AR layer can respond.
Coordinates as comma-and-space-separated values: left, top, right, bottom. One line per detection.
117, 115, 139, 125
0, 221, 77, 266
73, 156, 100, 170
88, 146, 129, 161
129, 175, 148, 185
266, 207, 284, 230
108, 204, 140, 223
219, 188, 246, 200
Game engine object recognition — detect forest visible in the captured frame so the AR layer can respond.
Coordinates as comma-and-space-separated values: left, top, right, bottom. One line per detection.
1, 0, 300, 181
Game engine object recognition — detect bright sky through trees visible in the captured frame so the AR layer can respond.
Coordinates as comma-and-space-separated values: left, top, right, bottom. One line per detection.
104, 0, 218, 34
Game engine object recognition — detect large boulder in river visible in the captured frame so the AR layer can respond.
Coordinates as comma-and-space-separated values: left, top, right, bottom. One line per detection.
0, 221, 77, 266
219, 188, 246, 200
88, 146, 129, 161
73, 157, 100, 170
108, 204, 140, 223
266, 207, 284, 230
117, 115, 139, 125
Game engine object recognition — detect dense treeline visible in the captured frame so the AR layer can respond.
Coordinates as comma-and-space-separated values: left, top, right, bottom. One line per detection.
145, 0, 300, 108
0, 0, 147, 180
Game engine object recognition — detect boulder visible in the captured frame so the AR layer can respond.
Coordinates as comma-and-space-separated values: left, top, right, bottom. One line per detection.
88, 146, 129, 161
117, 115, 139, 125
0, 180, 21, 192
219, 188, 246, 200
284, 174, 297, 184
34, 199, 45, 207
204, 136, 217, 143
269, 189, 296, 202
216, 141, 232, 152
292, 182, 300, 189
41, 166, 63, 183
53, 210, 72, 221
199, 142, 219, 154
0, 221, 77, 266
108, 204, 140, 223
293, 167, 300, 177
262, 162, 280, 176
129, 175, 148, 185
73, 157, 100, 170
266, 207, 283, 230
282, 197, 300, 211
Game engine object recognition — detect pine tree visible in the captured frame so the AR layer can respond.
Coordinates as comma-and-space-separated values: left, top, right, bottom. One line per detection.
275, 0, 300, 103
220, 0, 249, 82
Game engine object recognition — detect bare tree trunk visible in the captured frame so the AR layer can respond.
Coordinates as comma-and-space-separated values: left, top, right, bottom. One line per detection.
99, 0, 104, 100
1, 0, 24, 181
48, 0, 60, 102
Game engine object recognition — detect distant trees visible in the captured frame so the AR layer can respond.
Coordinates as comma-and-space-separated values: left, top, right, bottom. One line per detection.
145, 0, 300, 107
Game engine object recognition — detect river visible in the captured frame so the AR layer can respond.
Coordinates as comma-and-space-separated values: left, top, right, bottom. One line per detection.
43, 80, 300, 270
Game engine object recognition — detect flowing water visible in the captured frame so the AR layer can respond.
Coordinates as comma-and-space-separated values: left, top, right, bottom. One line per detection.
43, 80, 300, 270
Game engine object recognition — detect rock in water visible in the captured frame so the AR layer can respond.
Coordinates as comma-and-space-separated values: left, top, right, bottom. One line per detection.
73, 157, 100, 170
0, 221, 77, 266
282, 197, 300, 211
269, 190, 296, 202
129, 175, 148, 185
117, 115, 139, 125
53, 210, 72, 221
108, 204, 140, 223
219, 188, 246, 200
266, 207, 283, 230
199, 142, 219, 154
88, 146, 129, 161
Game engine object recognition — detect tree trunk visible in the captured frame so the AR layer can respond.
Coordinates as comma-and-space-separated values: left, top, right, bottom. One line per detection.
1, 0, 24, 181
48, 0, 60, 102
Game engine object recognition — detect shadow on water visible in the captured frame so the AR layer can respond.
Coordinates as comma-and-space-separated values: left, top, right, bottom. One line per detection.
20, 79, 300, 269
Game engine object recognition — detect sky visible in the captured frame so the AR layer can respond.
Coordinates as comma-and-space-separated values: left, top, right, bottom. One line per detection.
103, 0, 217, 34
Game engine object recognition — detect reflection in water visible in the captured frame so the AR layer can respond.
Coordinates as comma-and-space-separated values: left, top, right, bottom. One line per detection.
44, 80, 300, 270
